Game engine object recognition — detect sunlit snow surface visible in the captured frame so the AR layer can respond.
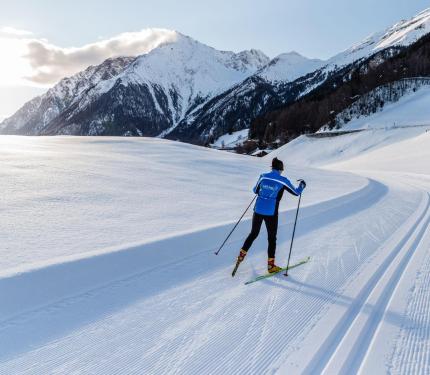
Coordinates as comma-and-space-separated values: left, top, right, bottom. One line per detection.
324, 8, 430, 71
211, 129, 249, 148
0, 136, 361, 276
273, 85, 430, 168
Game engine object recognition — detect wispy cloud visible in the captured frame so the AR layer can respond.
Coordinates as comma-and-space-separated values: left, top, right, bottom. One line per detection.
0, 26, 33, 37
0, 28, 178, 86
25, 29, 178, 84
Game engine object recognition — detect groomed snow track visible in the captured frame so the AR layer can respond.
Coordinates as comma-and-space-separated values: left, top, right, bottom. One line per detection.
296, 191, 430, 374
1, 174, 429, 374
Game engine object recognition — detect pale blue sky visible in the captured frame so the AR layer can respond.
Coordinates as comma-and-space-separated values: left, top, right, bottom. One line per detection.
0, 0, 429, 118
1, 0, 428, 58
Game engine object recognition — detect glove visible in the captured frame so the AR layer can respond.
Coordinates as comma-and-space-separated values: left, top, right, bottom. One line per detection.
299, 180, 306, 189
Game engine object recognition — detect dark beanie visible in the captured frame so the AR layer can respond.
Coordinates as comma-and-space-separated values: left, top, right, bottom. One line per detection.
272, 157, 284, 171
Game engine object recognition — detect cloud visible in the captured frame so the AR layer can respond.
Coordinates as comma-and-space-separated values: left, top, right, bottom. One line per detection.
23, 29, 178, 85
0, 26, 33, 37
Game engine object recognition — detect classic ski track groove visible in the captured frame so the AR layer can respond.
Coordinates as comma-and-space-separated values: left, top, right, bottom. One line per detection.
346, 199, 430, 374
302, 191, 430, 375
388, 227, 430, 375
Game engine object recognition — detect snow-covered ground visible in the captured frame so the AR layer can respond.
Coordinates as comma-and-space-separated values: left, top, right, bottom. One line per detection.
211, 129, 249, 148
272, 84, 430, 167
272, 126, 430, 168
339, 85, 430, 131
323, 8, 430, 73
257, 51, 323, 83
272, 129, 430, 374
1, 113, 430, 374
0, 136, 362, 277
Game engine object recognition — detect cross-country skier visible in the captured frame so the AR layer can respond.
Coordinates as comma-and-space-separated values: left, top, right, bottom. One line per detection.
236, 157, 306, 273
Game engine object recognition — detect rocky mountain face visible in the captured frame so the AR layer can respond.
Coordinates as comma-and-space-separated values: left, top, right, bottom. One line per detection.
0, 57, 135, 135
166, 52, 325, 144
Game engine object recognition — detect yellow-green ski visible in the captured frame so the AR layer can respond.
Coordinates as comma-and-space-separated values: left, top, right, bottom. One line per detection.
244, 256, 310, 285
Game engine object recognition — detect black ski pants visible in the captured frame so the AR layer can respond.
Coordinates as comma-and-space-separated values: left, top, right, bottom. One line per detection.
242, 213, 278, 258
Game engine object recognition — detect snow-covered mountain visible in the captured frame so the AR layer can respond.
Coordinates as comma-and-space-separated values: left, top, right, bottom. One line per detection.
0, 57, 135, 135
0, 29, 177, 135
0, 32, 269, 137
167, 52, 325, 144
326, 8, 430, 71
257, 51, 323, 83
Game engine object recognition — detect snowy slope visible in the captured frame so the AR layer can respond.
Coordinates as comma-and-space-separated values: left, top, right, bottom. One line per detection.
0, 57, 135, 134
335, 84, 430, 131
330, 130, 430, 174
271, 123, 430, 375
257, 51, 323, 83
325, 8, 430, 71
269, 83, 430, 167
211, 129, 249, 148
270, 126, 429, 168
0, 136, 361, 276
316, 78, 430, 132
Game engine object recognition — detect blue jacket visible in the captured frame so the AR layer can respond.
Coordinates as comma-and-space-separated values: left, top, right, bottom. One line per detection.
253, 170, 303, 216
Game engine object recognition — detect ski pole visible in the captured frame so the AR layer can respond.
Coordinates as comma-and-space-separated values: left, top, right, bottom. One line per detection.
285, 190, 303, 276
214, 195, 257, 256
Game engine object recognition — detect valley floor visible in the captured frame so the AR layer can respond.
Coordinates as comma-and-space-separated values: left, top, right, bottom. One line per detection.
0, 132, 429, 374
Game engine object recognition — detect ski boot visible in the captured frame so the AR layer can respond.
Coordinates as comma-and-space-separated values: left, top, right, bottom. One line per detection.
268, 257, 282, 274
232, 249, 247, 277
